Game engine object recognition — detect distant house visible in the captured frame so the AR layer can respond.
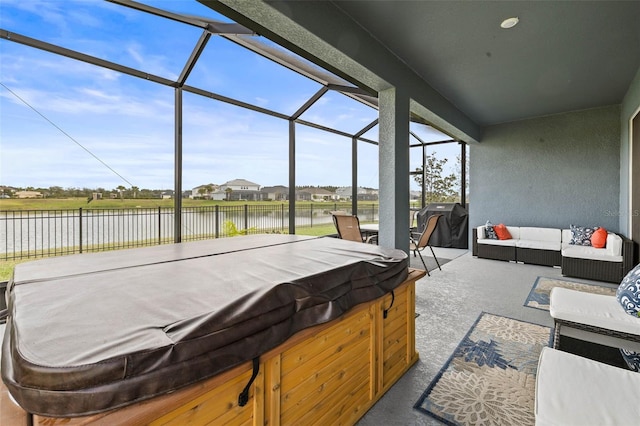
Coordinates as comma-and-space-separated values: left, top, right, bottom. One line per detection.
409, 190, 421, 201
210, 190, 227, 201
191, 184, 219, 199
15, 191, 43, 199
261, 185, 288, 201
295, 190, 312, 201
298, 187, 336, 202
0, 186, 16, 198
358, 188, 379, 201
336, 186, 378, 201
218, 179, 263, 201
161, 191, 173, 199
221, 179, 260, 191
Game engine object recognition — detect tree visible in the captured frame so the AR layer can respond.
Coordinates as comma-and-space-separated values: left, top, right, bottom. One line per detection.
197, 184, 214, 199
131, 186, 139, 199
413, 152, 457, 204
48, 186, 64, 198
116, 185, 126, 200
225, 187, 232, 201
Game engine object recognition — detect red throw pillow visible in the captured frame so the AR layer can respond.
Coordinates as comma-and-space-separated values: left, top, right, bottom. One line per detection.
591, 227, 607, 248
494, 224, 512, 240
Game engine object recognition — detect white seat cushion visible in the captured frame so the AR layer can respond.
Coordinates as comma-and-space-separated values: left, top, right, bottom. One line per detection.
477, 238, 517, 247
550, 287, 640, 336
535, 347, 640, 426
519, 227, 561, 242
561, 244, 623, 262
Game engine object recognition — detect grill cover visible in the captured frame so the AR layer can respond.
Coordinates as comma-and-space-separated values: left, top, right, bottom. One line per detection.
416, 203, 469, 248
1, 235, 407, 417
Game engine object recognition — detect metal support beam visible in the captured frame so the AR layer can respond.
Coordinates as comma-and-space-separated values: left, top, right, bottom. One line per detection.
174, 88, 183, 243
291, 87, 328, 120
422, 143, 427, 209
351, 119, 378, 214
351, 137, 358, 214
108, 0, 255, 34
460, 141, 467, 206
288, 120, 296, 234
0, 29, 176, 88
182, 85, 289, 119
178, 30, 211, 86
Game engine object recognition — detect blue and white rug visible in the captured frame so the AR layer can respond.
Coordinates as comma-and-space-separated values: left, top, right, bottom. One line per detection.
414, 312, 552, 426
524, 276, 617, 311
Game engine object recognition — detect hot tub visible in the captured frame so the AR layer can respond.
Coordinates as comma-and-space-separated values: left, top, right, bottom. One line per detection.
1, 235, 420, 423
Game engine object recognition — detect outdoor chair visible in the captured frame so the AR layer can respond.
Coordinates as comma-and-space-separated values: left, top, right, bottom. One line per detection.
332, 214, 376, 244
410, 214, 443, 275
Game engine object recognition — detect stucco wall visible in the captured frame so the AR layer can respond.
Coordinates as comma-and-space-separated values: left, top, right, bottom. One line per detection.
619, 66, 640, 235
469, 105, 621, 234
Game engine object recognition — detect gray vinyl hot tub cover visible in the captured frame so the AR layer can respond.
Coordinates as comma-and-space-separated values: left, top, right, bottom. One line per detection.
1, 235, 408, 417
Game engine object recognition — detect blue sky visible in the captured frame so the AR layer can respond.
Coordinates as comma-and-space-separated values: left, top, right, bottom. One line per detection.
0, 0, 458, 192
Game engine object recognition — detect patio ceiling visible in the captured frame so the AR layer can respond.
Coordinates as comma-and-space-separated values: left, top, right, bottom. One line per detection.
330, 0, 640, 126
219, 1, 640, 129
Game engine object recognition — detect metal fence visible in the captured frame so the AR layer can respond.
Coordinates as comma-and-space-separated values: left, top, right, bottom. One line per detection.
0, 203, 379, 261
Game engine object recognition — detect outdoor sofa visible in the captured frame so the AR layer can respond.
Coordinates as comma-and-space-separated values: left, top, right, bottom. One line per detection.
472, 225, 634, 283
535, 346, 640, 425
1, 234, 425, 424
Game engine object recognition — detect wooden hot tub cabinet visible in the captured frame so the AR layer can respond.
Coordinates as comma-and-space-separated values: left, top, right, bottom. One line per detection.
2, 269, 424, 425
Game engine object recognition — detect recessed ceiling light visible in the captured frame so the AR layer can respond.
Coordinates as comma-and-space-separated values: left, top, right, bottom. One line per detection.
500, 17, 519, 29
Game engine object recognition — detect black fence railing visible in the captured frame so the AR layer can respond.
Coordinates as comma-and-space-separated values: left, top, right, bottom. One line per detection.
0, 203, 379, 261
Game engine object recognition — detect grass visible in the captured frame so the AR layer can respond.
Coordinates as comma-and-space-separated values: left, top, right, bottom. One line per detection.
0, 259, 26, 282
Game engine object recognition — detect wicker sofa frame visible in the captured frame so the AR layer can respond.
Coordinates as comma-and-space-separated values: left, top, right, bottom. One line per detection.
562, 239, 634, 282
553, 317, 640, 353
472, 228, 635, 283
516, 246, 562, 267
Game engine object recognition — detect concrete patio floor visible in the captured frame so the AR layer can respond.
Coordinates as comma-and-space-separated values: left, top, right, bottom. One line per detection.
358, 247, 619, 425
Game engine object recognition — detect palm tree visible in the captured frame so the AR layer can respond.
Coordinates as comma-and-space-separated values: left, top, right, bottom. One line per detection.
225, 187, 233, 201
116, 185, 126, 200
131, 186, 139, 198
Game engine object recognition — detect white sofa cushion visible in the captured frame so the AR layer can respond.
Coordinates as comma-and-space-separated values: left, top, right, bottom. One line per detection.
519, 227, 560, 242
550, 287, 640, 336
478, 239, 518, 247
561, 244, 623, 262
535, 347, 640, 426
561, 232, 623, 261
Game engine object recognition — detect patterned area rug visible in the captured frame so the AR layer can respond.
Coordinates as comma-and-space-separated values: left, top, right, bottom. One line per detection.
524, 276, 617, 311
414, 312, 552, 426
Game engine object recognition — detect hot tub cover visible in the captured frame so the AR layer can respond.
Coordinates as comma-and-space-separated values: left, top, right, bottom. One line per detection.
1, 235, 408, 417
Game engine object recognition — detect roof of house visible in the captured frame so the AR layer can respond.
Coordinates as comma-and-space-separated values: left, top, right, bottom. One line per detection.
261, 185, 288, 192
222, 179, 260, 187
